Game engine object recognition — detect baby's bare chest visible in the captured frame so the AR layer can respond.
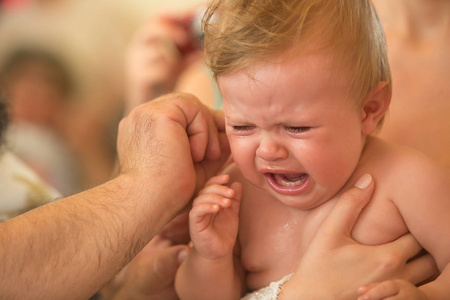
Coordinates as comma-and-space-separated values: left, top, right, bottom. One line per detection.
239, 192, 408, 291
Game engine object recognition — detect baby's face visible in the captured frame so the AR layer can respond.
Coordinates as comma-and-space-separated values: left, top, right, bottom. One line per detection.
219, 50, 366, 209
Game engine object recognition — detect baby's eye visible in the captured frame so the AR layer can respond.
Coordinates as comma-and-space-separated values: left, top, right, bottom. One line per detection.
286, 126, 311, 133
232, 125, 253, 132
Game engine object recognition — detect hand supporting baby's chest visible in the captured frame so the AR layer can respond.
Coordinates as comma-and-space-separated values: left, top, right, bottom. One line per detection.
238, 193, 408, 291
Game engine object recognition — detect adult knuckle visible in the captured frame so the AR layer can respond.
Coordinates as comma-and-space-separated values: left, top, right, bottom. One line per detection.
377, 253, 402, 273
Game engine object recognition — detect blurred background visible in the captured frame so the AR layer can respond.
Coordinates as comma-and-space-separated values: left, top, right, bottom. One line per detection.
0, 0, 206, 197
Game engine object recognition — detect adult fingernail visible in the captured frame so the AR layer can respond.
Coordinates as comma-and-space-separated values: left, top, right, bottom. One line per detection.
354, 174, 372, 189
177, 249, 188, 264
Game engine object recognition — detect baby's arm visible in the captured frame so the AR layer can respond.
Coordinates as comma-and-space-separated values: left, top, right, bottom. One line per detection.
175, 174, 244, 300
391, 152, 450, 299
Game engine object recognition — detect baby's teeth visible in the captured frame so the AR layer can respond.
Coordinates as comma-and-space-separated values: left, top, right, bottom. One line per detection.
280, 177, 303, 186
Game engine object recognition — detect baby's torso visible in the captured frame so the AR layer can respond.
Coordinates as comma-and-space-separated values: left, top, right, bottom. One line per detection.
234, 138, 410, 292
238, 181, 407, 291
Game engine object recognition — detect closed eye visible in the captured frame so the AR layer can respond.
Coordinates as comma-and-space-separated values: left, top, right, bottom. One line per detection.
286, 126, 311, 133
232, 125, 254, 132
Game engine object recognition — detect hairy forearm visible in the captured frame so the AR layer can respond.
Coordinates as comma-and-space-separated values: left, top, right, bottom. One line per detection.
0, 174, 174, 299
176, 249, 242, 300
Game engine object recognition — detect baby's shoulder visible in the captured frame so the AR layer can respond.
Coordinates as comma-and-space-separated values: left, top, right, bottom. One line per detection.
363, 136, 448, 177
362, 137, 450, 202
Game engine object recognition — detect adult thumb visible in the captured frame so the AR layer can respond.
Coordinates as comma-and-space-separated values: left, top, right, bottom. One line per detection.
318, 174, 375, 243
145, 245, 190, 293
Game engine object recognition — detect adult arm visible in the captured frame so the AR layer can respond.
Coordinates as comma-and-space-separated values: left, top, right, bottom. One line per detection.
0, 93, 229, 299
103, 173, 436, 300
280, 174, 437, 300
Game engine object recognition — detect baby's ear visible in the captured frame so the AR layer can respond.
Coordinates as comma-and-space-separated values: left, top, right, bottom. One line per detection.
360, 82, 391, 135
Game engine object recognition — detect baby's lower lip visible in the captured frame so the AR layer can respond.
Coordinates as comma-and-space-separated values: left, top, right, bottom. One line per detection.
265, 173, 310, 195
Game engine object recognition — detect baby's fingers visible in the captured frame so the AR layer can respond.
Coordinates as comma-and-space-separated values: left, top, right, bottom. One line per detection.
190, 203, 219, 231
204, 174, 230, 186
198, 182, 235, 200
193, 193, 232, 208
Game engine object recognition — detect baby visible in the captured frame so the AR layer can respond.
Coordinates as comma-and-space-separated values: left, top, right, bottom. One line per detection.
175, 0, 450, 299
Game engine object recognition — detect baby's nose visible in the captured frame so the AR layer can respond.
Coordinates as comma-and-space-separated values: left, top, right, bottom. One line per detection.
256, 137, 288, 161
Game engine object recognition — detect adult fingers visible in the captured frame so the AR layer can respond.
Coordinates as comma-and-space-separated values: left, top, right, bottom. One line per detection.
181, 97, 222, 162
388, 233, 423, 259
315, 174, 375, 247
153, 93, 220, 163
374, 234, 438, 285
401, 253, 438, 285
205, 109, 229, 162
357, 281, 399, 300
143, 245, 190, 294
211, 108, 226, 134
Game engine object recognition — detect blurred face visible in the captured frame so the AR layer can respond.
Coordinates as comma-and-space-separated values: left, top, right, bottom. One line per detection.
4, 62, 66, 127
0, 96, 8, 144
219, 51, 365, 209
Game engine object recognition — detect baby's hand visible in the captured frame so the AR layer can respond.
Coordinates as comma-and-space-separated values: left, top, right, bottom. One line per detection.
357, 279, 427, 300
189, 174, 242, 260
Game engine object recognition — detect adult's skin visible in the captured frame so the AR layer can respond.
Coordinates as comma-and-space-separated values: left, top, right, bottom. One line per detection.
0, 94, 435, 299
372, 0, 450, 168
125, 11, 214, 113
106, 236, 189, 300
280, 175, 436, 299
0, 93, 229, 299
109, 177, 437, 299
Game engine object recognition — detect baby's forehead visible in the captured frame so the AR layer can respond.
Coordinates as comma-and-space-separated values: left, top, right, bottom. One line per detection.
218, 46, 349, 86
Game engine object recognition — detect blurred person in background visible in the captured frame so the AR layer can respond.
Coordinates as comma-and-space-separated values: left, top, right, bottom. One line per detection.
124, 5, 220, 114
0, 48, 81, 196
0, 0, 210, 196
0, 0, 133, 195
372, 0, 450, 169
0, 51, 63, 220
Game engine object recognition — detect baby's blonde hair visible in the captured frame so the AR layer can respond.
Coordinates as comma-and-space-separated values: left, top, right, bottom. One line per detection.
203, 0, 391, 106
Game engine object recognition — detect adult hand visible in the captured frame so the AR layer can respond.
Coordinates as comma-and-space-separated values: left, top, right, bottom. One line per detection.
280, 174, 438, 300
125, 11, 203, 113
159, 212, 191, 245
0, 93, 228, 299
117, 93, 230, 233
106, 236, 190, 300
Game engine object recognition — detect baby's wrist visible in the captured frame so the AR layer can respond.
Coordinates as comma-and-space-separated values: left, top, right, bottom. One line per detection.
192, 246, 234, 264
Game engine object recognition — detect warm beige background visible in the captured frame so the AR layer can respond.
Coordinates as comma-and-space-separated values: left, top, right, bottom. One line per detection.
129, 0, 205, 24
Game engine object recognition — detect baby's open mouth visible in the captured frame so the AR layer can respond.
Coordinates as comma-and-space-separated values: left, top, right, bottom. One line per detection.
272, 173, 308, 187
265, 173, 310, 195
